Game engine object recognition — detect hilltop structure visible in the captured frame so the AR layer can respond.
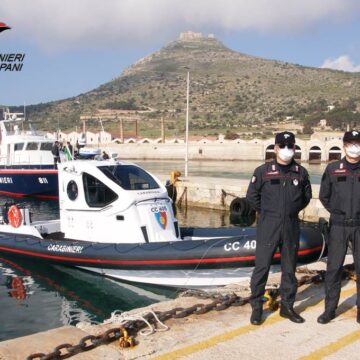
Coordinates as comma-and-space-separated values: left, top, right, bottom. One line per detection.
179, 31, 215, 40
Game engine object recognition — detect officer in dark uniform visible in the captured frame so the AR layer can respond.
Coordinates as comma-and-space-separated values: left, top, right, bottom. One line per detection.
318, 130, 360, 324
246, 132, 312, 325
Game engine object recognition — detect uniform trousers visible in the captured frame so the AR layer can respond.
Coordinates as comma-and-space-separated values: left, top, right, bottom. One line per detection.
250, 215, 300, 308
324, 224, 360, 312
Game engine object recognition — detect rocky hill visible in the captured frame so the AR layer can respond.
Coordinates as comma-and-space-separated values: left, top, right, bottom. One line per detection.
11, 35, 360, 137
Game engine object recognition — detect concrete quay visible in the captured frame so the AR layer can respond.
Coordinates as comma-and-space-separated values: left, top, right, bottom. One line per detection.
159, 175, 328, 223
0, 258, 358, 360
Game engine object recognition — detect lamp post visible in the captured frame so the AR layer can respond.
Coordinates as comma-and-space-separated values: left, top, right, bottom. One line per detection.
185, 70, 190, 177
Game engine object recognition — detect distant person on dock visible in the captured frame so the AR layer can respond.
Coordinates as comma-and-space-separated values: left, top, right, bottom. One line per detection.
102, 151, 110, 160
59, 142, 66, 163
317, 130, 360, 325
51, 141, 60, 168
165, 171, 181, 215
67, 142, 73, 156
246, 131, 312, 325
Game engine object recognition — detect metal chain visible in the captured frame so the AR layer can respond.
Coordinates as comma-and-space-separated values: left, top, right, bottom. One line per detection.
26, 327, 123, 360
27, 263, 356, 360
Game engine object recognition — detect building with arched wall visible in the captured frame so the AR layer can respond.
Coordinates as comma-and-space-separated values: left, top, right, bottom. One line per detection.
260, 135, 344, 162
103, 131, 347, 162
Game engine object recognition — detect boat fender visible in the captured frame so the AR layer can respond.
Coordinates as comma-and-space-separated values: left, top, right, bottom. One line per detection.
229, 197, 252, 217
7, 205, 23, 228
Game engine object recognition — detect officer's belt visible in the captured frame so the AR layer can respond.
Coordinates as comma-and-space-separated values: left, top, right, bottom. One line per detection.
330, 219, 360, 227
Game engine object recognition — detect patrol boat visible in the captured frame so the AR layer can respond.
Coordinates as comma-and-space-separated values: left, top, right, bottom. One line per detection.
0, 107, 58, 199
0, 159, 326, 288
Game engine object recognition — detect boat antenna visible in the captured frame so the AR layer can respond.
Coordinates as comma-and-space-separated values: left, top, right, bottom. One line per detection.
22, 102, 25, 132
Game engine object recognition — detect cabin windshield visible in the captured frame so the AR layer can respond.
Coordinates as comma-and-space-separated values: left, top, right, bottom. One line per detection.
40, 142, 53, 151
83, 172, 118, 208
26, 142, 39, 150
98, 165, 160, 191
14, 143, 24, 151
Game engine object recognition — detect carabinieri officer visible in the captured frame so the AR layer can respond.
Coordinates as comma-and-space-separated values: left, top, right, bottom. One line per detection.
318, 130, 360, 324
246, 132, 312, 325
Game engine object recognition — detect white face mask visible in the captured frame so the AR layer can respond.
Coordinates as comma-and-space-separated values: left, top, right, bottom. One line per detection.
345, 144, 360, 159
278, 146, 295, 162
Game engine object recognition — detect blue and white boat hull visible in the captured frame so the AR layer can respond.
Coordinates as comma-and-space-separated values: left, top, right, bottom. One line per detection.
0, 167, 58, 199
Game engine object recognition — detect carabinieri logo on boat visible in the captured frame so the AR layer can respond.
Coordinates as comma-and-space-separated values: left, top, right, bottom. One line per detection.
151, 205, 168, 230
155, 211, 167, 229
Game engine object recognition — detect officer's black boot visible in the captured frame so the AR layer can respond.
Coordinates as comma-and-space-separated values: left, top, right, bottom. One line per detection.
250, 306, 263, 325
279, 305, 305, 323
357, 308, 360, 324
317, 310, 336, 324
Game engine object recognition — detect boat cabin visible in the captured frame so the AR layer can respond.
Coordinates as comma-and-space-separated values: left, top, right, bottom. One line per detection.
58, 160, 180, 243
0, 108, 55, 167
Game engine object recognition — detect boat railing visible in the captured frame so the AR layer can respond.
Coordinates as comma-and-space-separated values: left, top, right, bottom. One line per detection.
0, 154, 55, 169
2, 130, 49, 137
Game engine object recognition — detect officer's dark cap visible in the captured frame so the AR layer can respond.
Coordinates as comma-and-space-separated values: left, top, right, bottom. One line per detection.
275, 131, 296, 145
343, 130, 360, 143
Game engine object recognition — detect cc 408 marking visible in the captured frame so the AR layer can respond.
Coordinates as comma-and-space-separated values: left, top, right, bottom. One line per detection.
224, 240, 256, 252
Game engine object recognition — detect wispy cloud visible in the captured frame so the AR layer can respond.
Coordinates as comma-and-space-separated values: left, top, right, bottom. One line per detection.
321, 55, 360, 72
1, 0, 360, 51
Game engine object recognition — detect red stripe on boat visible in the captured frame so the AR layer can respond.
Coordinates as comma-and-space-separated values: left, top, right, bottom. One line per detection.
0, 245, 323, 265
0, 190, 58, 200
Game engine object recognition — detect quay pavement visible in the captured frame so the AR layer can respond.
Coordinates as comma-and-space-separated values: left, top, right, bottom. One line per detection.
0, 257, 358, 360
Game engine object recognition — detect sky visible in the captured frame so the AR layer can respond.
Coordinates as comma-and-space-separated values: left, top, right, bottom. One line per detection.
1, 0, 360, 106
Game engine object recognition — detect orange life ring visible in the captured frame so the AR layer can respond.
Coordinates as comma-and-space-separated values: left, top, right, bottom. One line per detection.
8, 205, 22, 228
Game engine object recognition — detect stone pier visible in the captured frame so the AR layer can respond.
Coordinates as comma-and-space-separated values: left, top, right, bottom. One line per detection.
159, 175, 329, 222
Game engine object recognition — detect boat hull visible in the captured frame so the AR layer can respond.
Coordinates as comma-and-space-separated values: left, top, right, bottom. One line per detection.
0, 224, 325, 288
0, 167, 58, 200
78, 266, 257, 288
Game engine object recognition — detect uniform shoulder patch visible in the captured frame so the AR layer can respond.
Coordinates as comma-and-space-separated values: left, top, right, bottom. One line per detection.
251, 175, 257, 184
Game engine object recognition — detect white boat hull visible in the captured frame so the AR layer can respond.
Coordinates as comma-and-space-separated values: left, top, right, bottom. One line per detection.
78, 266, 260, 288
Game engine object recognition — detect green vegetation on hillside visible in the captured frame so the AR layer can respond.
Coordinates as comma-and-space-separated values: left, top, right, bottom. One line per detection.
10, 37, 360, 136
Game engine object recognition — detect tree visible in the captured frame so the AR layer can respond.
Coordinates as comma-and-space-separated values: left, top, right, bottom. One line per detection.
303, 123, 313, 135
224, 130, 240, 140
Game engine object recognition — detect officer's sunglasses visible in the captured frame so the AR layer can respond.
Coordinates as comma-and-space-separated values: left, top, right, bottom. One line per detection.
278, 143, 295, 149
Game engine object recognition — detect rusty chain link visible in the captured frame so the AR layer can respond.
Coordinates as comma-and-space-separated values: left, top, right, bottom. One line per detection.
26, 327, 124, 360
27, 263, 356, 360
